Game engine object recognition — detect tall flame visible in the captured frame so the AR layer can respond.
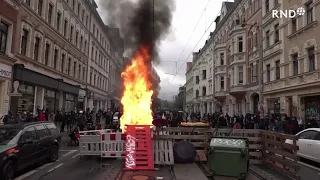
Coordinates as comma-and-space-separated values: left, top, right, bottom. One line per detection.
120, 46, 154, 132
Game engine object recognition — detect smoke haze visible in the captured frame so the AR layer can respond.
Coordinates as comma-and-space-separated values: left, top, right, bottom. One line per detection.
101, 0, 175, 95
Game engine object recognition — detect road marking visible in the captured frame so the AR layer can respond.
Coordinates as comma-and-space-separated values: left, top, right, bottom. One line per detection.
71, 153, 80, 158
14, 162, 54, 180
47, 163, 64, 173
14, 170, 38, 180
37, 163, 53, 170
299, 161, 320, 171
59, 150, 71, 152
57, 150, 77, 161
62, 150, 77, 157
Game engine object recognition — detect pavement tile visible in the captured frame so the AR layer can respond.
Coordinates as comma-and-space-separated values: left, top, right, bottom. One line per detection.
116, 166, 173, 180
173, 163, 208, 180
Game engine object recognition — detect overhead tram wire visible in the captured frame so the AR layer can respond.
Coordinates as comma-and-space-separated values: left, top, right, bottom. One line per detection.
173, 0, 211, 64
164, 0, 211, 85
170, 1, 230, 83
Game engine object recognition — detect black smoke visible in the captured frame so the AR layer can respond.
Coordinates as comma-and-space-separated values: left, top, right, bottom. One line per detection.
101, 0, 175, 96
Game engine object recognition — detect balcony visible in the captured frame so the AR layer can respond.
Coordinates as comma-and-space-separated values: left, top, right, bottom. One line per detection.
229, 85, 246, 99
214, 91, 227, 102
229, 24, 244, 36
215, 43, 226, 50
230, 52, 246, 65
215, 65, 227, 75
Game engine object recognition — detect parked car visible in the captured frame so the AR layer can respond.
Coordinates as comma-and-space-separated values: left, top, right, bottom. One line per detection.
285, 128, 320, 163
0, 122, 61, 180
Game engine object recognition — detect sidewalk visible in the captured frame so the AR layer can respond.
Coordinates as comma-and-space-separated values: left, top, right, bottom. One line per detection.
174, 163, 207, 180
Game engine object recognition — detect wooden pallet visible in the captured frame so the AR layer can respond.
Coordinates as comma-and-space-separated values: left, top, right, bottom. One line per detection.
153, 131, 174, 165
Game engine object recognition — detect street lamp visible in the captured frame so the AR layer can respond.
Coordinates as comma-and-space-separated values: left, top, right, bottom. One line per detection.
241, 22, 264, 115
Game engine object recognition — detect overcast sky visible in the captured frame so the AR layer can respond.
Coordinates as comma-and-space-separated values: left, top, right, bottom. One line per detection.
95, 0, 225, 100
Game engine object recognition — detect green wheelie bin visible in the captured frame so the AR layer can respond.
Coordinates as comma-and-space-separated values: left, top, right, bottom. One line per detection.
207, 137, 249, 180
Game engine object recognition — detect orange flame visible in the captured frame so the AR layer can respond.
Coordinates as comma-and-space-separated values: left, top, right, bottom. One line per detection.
120, 46, 154, 132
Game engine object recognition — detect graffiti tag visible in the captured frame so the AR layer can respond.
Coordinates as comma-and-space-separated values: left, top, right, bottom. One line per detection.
213, 138, 244, 147
125, 135, 136, 169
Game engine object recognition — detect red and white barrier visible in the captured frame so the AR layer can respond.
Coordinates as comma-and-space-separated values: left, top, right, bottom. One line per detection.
101, 132, 126, 158
79, 129, 112, 156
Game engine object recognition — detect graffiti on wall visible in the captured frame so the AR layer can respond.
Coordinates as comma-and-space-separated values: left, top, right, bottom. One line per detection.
305, 101, 320, 121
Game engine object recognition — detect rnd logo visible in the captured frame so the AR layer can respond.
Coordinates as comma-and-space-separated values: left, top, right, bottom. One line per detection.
272, 7, 305, 19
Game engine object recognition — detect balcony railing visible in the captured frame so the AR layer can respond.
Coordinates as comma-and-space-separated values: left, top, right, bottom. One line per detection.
215, 42, 226, 50
230, 85, 245, 93
215, 91, 226, 97
229, 24, 243, 36
215, 65, 226, 74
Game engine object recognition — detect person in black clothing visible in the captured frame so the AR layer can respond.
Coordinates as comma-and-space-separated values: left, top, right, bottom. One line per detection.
61, 112, 68, 132
78, 111, 86, 131
96, 111, 101, 125
67, 112, 76, 132
3, 111, 12, 124
55, 111, 64, 130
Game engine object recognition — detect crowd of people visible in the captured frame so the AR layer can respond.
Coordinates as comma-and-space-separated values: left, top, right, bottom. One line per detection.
2, 108, 319, 136
1, 108, 122, 132
186, 111, 318, 135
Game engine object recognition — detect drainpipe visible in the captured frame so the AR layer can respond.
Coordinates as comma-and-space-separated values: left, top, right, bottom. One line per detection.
258, 25, 264, 116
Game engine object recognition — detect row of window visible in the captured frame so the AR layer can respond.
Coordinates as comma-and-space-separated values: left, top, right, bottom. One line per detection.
264, 46, 316, 82
89, 67, 108, 92
91, 44, 109, 71
20, 28, 86, 82
23, 0, 90, 56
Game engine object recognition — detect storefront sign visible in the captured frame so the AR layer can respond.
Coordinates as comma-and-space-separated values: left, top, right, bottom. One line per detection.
0, 63, 12, 79
78, 89, 86, 102
125, 135, 136, 169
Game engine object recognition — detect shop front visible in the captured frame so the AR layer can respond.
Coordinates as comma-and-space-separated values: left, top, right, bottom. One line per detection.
0, 62, 13, 117
77, 89, 86, 111
304, 95, 320, 126
10, 64, 80, 116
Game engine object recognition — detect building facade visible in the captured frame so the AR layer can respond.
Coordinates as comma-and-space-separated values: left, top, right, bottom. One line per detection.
11, 0, 92, 115
86, 1, 124, 112
263, 0, 320, 122
0, 0, 18, 118
186, 0, 249, 116
0, 0, 124, 119
186, 0, 320, 121
185, 62, 193, 113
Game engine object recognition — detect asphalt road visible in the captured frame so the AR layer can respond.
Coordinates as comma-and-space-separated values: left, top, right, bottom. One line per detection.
14, 145, 123, 180
298, 161, 320, 180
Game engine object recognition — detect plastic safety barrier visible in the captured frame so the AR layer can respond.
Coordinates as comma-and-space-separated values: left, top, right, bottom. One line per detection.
101, 132, 126, 158
79, 129, 112, 156
124, 125, 154, 170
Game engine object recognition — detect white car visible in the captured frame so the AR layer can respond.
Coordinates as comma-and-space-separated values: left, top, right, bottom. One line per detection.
285, 128, 320, 163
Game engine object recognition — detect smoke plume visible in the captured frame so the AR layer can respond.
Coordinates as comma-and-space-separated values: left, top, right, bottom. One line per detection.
102, 0, 175, 60
101, 0, 175, 95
